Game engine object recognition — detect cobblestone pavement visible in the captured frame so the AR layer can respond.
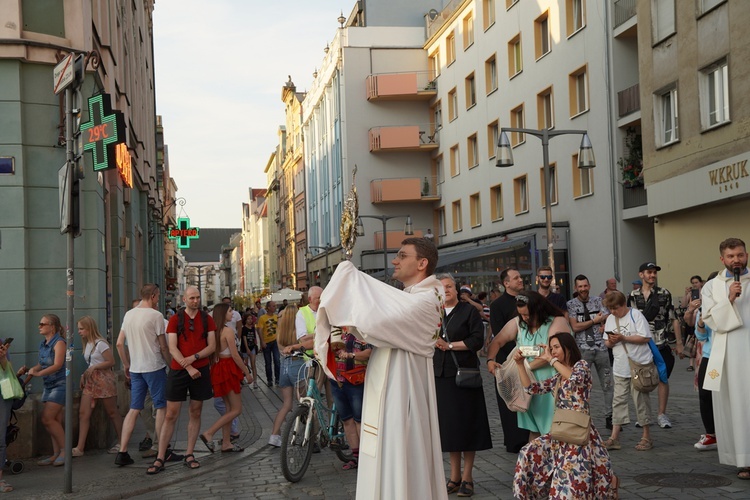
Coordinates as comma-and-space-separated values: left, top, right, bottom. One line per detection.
12, 354, 750, 499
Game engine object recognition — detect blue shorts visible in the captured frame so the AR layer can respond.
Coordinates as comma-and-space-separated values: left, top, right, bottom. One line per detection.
330, 380, 365, 422
130, 368, 167, 410
278, 357, 306, 388
42, 384, 66, 406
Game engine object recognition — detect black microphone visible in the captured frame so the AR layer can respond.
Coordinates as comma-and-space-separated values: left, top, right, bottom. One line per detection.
734, 267, 741, 282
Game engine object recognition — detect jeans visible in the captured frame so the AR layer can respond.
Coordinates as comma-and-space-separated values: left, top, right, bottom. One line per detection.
0, 397, 12, 466
262, 341, 281, 384
582, 349, 614, 417
213, 397, 239, 435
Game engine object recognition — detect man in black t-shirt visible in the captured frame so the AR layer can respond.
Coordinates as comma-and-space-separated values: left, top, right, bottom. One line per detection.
535, 266, 568, 316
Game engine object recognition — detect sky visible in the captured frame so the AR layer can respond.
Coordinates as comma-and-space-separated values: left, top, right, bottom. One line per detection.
153, 1, 344, 228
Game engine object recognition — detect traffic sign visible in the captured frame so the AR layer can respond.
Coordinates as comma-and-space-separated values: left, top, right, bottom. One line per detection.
53, 53, 74, 95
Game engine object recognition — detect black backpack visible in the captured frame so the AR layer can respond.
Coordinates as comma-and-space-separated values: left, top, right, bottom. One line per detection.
176, 308, 210, 339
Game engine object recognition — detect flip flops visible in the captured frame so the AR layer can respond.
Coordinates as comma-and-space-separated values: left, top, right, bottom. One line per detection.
200, 434, 215, 453
221, 444, 244, 453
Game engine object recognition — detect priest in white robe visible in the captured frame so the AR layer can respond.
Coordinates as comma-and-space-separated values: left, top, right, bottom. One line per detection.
315, 237, 448, 500
701, 237, 750, 477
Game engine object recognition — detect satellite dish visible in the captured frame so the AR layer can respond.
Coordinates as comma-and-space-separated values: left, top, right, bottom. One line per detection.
428, 9, 439, 20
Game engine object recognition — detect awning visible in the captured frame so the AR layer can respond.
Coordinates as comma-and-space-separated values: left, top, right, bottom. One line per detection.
435, 235, 534, 269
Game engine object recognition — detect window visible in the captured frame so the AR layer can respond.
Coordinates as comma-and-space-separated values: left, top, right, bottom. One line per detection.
483, 0, 496, 30
432, 100, 443, 130
572, 153, 593, 198
569, 65, 589, 117
654, 86, 679, 146
510, 104, 525, 145
534, 12, 551, 59
508, 34, 522, 77
467, 134, 479, 168
433, 154, 444, 185
465, 73, 476, 108
539, 163, 558, 207
490, 184, 504, 220
700, 60, 729, 129
651, 0, 675, 44
450, 144, 460, 177
463, 14, 474, 49
506, 0, 519, 9
513, 175, 529, 214
446, 31, 456, 65
537, 87, 554, 129
448, 87, 458, 121
487, 120, 499, 159
470, 193, 482, 227
566, 0, 585, 36
700, 0, 726, 14
485, 54, 498, 94
429, 50, 441, 80
437, 207, 446, 236
452, 200, 463, 232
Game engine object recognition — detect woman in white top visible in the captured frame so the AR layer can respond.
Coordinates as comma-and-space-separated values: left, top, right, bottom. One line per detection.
602, 291, 654, 451
72, 316, 123, 456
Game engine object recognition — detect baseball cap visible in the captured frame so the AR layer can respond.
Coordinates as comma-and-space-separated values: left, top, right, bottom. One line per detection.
460, 286, 472, 294
639, 262, 661, 272
632, 279, 642, 285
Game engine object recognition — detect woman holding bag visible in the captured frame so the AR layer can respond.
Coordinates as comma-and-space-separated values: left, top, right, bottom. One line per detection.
434, 274, 492, 497
0, 338, 22, 492
513, 332, 617, 499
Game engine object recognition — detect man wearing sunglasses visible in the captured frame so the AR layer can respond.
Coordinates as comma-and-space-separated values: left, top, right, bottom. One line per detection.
535, 266, 568, 315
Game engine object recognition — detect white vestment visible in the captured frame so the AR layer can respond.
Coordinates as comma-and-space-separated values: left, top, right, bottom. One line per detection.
315, 261, 447, 500
702, 268, 750, 467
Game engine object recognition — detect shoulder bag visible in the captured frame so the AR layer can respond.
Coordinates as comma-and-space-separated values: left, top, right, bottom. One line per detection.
682, 335, 697, 358
494, 348, 535, 412
443, 309, 483, 389
549, 377, 591, 446
617, 315, 659, 393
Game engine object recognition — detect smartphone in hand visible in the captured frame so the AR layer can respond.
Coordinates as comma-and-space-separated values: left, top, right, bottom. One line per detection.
2, 338, 13, 347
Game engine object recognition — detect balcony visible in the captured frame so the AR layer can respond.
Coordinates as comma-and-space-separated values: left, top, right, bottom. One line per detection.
374, 229, 425, 251
622, 184, 647, 209
370, 176, 440, 204
617, 83, 640, 117
366, 72, 437, 101
369, 125, 439, 153
614, 0, 637, 29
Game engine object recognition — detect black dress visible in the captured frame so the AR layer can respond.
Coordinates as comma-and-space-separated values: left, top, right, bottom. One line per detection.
434, 301, 493, 452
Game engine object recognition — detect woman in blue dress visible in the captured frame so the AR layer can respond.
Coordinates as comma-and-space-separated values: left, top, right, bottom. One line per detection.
487, 291, 569, 439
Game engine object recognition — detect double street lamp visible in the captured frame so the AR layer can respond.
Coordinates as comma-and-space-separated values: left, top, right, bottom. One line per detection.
496, 128, 595, 285
356, 215, 413, 281
307, 243, 333, 286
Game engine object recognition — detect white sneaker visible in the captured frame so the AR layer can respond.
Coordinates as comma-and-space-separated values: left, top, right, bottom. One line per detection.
657, 414, 672, 429
268, 434, 282, 447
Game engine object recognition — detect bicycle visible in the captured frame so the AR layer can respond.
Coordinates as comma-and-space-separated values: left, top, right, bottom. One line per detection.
280, 351, 353, 482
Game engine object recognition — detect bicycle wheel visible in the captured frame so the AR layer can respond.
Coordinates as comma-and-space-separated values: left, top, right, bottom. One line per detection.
331, 414, 354, 463
280, 404, 314, 482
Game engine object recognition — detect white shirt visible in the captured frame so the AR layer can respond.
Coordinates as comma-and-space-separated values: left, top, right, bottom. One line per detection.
603, 307, 653, 378
226, 309, 242, 334
84, 340, 110, 367
120, 307, 167, 373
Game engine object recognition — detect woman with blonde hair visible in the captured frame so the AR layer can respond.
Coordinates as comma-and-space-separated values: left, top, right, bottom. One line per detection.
200, 303, 252, 453
72, 316, 123, 456
268, 305, 311, 447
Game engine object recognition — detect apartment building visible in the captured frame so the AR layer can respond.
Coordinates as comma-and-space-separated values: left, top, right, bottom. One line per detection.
241, 188, 269, 295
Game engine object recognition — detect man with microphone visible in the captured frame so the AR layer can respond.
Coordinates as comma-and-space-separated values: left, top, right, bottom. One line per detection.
701, 237, 750, 480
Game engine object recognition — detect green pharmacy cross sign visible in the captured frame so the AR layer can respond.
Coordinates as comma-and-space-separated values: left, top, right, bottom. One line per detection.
168, 218, 200, 249
80, 93, 126, 171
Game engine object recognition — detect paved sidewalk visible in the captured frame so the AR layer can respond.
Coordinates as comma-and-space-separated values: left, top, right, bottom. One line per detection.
9, 355, 750, 499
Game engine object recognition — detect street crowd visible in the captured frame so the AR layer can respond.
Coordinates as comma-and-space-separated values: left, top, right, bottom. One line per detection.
1, 236, 748, 499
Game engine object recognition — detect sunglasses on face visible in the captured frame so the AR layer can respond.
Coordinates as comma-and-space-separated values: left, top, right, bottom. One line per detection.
39, 322, 51, 327
188, 318, 195, 331
538, 275, 553, 280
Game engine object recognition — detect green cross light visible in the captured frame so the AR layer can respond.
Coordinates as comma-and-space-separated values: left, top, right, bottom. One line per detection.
80, 94, 125, 171
167, 218, 200, 249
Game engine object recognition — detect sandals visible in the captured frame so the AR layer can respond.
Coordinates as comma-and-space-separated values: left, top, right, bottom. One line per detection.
446, 479, 461, 494
603, 438, 621, 450
184, 453, 200, 469
738, 468, 750, 480
457, 481, 474, 497
221, 444, 244, 453
635, 438, 653, 451
146, 458, 165, 475
200, 434, 215, 453
342, 459, 358, 471
0, 480, 13, 493
36, 455, 58, 466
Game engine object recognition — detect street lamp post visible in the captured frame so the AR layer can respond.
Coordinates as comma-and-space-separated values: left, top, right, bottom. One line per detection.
356, 215, 414, 281
307, 243, 332, 286
496, 128, 595, 285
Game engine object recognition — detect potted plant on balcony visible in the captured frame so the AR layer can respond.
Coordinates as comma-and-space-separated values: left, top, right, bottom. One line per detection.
618, 129, 643, 188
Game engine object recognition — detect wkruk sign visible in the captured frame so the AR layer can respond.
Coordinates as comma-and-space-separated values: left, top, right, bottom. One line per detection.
80, 93, 126, 171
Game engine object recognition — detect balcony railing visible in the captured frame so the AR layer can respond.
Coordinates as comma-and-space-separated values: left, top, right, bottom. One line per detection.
617, 83, 640, 117
370, 176, 440, 203
622, 184, 647, 209
614, 0, 637, 29
366, 71, 437, 101
369, 125, 439, 153
425, 0, 464, 39
374, 229, 425, 251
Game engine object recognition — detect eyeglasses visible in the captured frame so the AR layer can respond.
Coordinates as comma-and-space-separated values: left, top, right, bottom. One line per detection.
39, 322, 51, 327
396, 251, 419, 260
516, 295, 529, 304
538, 275, 553, 280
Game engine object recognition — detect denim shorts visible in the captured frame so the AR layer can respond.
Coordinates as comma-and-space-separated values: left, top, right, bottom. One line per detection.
42, 383, 66, 406
278, 357, 307, 388
330, 380, 365, 422
130, 368, 167, 410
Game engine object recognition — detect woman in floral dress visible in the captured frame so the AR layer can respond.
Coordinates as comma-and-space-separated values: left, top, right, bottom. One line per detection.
513, 332, 617, 499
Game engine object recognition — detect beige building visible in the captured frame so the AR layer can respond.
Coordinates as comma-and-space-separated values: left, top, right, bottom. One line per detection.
627, 0, 750, 292
241, 188, 268, 295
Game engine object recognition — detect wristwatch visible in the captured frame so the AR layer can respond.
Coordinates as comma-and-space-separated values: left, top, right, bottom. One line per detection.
194, 353, 200, 361
448, 343, 454, 350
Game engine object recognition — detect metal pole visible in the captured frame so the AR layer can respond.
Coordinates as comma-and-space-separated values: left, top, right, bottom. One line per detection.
63, 86, 74, 494
382, 217, 388, 282
541, 130, 555, 284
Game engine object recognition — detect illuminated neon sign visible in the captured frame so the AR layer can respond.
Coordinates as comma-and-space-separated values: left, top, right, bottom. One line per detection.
80, 93, 126, 171
167, 217, 200, 249
115, 143, 133, 188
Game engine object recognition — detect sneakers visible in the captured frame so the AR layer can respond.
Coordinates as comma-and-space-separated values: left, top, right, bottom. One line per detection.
268, 434, 282, 447
695, 434, 718, 450
657, 414, 672, 429
138, 436, 153, 451
253, 382, 259, 389
114, 451, 135, 466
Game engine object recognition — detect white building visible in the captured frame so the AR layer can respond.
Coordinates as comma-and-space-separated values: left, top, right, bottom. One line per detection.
241, 189, 269, 295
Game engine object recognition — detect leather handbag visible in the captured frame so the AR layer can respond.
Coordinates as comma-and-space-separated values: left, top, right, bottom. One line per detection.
548, 379, 591, 445
617, 316, 660, 393
443, 308, 483, 389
